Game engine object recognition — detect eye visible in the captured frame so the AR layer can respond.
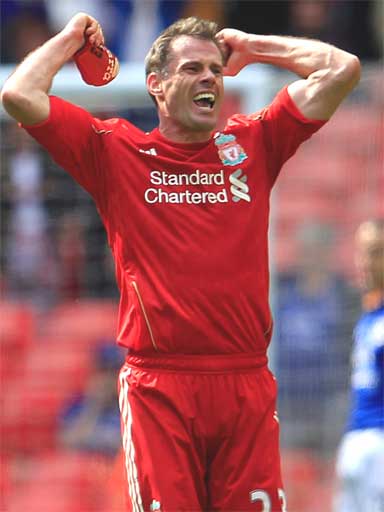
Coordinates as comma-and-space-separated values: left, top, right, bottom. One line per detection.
184, 65, 199, 73
212, 67, 223, 76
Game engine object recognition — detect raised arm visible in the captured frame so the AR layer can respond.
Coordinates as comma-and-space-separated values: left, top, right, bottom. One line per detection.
216, 29, 361, 120
1, 12, 104, 125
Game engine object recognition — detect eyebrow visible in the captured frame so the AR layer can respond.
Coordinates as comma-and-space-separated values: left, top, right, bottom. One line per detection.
179, 60, 223, 70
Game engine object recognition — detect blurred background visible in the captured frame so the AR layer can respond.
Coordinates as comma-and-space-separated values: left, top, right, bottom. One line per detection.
0, 1, 383, 511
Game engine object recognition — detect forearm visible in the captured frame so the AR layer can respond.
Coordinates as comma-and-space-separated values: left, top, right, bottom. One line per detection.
12, 33, 81, 95
219, 29, 361, 120
242, 34, 348, 78
1, 33, 81, 124
1, 12, 102, 125
247, 35, 360, 119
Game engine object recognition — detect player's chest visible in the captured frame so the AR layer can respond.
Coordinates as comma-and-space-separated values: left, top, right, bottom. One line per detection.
105, 135, 270, 212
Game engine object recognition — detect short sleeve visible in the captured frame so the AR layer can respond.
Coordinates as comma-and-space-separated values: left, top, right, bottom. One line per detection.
258, 86, 327, 185
21, 96, 107, 209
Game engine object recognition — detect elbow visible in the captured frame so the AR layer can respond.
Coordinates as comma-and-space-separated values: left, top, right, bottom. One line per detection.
1, 84, 49, 124
342, 54, 361, 88
1, 85, 28, 116
348, 54, 361, 82
1, 85, 16, 110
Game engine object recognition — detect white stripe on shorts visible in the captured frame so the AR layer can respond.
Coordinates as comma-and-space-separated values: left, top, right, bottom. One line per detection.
119, 365, 144, 512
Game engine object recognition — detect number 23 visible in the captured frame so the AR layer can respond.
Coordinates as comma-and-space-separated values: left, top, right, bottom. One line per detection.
250, 488, 287, 511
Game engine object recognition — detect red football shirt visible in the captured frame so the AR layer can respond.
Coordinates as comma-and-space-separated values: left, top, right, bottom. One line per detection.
23, 87, 325, 356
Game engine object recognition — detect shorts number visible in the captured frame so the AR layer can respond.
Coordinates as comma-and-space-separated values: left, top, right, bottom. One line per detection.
250, 488, 287, 511
278, 489, 287, 512
250, 490, 271, 511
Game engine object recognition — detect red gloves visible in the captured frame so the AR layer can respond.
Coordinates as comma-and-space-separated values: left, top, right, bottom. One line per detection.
74, 41, 119, 86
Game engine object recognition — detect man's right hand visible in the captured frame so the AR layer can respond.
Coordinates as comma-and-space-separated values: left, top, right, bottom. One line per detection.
62, 12, 105, 52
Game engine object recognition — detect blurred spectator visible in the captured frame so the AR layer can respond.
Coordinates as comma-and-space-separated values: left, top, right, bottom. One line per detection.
44, 0, 187, 61
107, 0, 226, 61
288, 0, 329, 39
45, 0, 225, 62
180, 0, 225, 27
2, 0, 381, 64
225, 0, 382, 61
114, 0, 186, 62
43, 0, 111, 44
276, 221, 358, 453
58, 343, 124, 457
326, 0, 382, 61
4, 124, 57, 307
1, 1, 51, 63
289, 0, 382, 60
56, 212, 86, 301
334, 219, 384, 512
224, 1, 291, 38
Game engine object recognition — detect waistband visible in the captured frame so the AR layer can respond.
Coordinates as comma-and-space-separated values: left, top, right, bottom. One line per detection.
125, 352, 268, 373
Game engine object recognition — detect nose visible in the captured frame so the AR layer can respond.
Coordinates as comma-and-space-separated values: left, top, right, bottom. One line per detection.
199, 66, 216, 84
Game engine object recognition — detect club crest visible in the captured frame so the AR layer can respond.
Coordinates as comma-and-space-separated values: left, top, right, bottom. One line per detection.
214, 133, 248, 166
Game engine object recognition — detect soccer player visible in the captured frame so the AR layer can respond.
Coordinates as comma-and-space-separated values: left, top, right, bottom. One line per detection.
334, 220, 384, 512
1, 13, 360, 512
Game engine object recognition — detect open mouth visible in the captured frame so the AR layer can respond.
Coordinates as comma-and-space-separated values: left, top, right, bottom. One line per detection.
193, 92, 216, 110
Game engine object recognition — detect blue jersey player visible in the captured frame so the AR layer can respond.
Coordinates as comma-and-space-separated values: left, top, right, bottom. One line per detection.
334, 219, 384, 512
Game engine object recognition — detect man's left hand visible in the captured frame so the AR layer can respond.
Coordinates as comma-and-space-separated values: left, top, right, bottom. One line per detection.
216, 28, 253, 76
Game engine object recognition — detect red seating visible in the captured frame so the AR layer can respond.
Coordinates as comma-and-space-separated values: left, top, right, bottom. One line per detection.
1, 300, 121, 455
272, 101, 383, 275
0, 301, 35, 381
281, 449, 333, 512
106, 450, 127, 512
40, 300, 118, 345
1, 337, 94, 454
6, 452, 112, 512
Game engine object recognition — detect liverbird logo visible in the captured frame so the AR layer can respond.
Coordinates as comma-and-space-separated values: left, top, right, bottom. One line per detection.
214, 133, 248, 167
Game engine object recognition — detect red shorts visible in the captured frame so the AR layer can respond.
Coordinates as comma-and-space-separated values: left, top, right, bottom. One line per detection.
118, 354, 286, 512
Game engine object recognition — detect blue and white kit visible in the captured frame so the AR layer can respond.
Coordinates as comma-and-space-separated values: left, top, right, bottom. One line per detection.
335, 303, 384, 512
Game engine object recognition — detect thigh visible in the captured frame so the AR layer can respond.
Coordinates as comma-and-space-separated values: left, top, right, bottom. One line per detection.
208, 369, 286, 512
118, 364, 206, 512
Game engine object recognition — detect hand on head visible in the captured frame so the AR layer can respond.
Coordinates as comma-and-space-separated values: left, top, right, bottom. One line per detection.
216, 28, 252, 77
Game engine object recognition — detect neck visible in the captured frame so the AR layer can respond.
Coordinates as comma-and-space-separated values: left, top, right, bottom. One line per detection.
158, 119, 212, 144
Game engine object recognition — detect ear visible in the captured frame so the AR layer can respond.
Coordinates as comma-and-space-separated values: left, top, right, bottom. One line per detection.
147, 72, 164, 100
